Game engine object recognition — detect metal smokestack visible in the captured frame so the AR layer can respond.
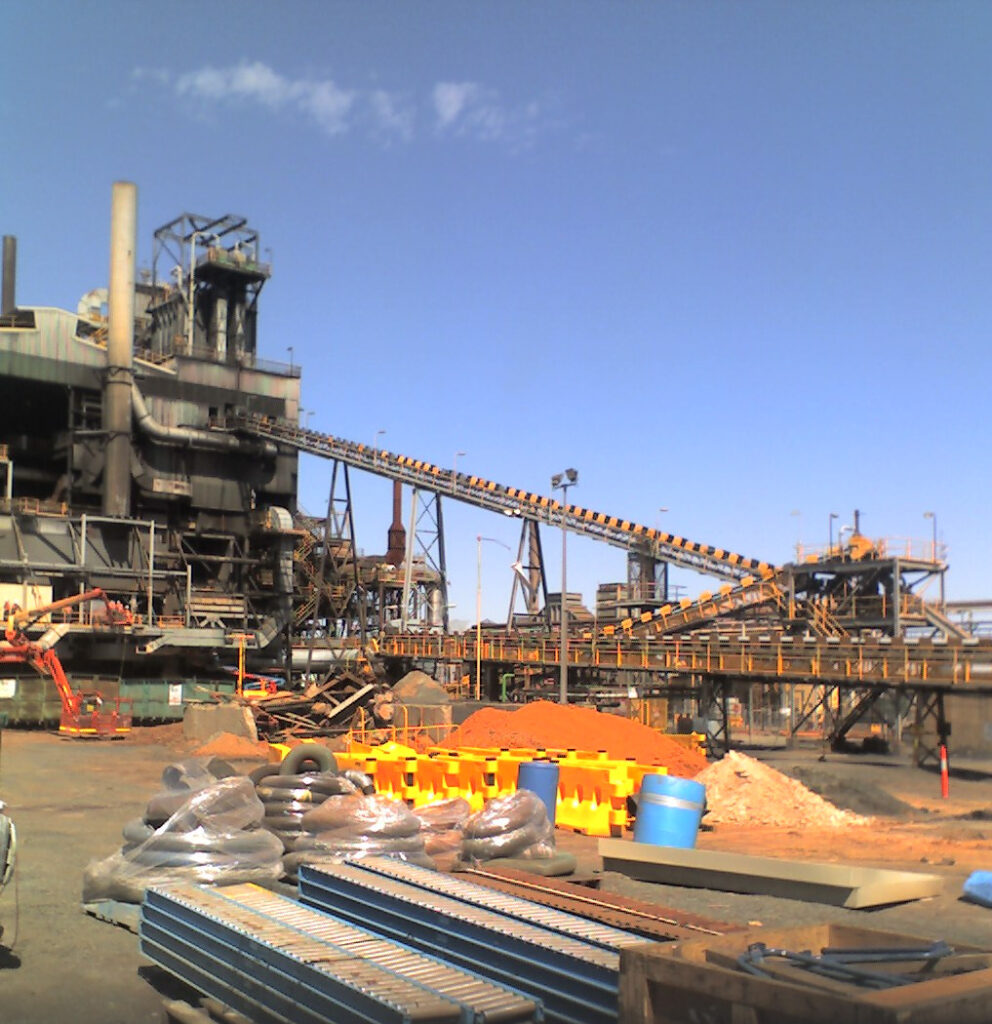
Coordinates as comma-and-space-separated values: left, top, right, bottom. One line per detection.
385, 480, 406, 565
1, 236, 15, 316
103, 181, 136, 516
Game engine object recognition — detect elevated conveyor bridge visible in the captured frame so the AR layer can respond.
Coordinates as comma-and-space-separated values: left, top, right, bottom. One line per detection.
234, 413, 969, 762
233, 413, 773, 582
376, 630, 992, 763
375, 631, 992, 693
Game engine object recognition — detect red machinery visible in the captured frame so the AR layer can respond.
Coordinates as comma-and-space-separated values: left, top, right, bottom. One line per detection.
1, 589, 134, 738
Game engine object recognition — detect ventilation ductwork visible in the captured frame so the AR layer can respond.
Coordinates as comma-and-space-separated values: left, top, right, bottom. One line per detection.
130, 383, 276, 458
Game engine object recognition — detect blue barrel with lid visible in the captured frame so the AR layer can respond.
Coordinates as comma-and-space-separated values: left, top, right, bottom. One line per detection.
633, 774, 706, 848
516, 760, 560, 826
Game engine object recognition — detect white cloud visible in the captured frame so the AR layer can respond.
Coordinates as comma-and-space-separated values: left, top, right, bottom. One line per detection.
433, 82, 481, 129
432, 80, 540, 147
303, 80, 355, 136
134, 61, 545, 148
369, 89, 415, 142
177, 64, 275, 106
173, 61, 355, 136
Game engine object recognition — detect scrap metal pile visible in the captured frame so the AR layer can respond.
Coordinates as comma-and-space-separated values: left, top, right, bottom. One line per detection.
248, 671, 391, 743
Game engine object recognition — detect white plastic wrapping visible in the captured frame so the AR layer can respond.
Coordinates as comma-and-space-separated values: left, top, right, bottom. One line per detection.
412, 797, 471, 857
82, 777, 283, 904
256, 771, 359, 852
461, 790, 555, 863
284, 793, 432, 877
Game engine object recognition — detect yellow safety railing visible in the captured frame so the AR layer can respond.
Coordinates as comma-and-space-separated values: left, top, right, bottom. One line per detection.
375, 631, 992, 689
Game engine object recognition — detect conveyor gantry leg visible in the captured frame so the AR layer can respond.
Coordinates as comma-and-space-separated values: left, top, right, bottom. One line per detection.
507, 518, 549, 631
912, 689, 950, 769
700, 677, 731, 758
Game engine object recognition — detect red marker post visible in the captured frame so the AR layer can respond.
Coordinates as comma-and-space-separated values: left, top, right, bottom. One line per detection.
939, 744, 949, 799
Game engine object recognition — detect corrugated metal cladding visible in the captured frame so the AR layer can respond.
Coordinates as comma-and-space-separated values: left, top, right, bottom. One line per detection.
0, 310, 108, 387
140, 375, 285, 419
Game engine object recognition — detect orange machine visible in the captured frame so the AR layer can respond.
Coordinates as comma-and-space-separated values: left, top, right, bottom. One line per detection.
1, 590, 133, 738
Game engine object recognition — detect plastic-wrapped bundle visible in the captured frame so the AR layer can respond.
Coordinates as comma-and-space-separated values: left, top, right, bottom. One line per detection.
82, 777, 284, 905
254, 771, 359, 852
143, 757, 238, 827
412, 797, 471, 857
461, 790, 555, 863
283, 794, 432, 879
341, 769, 375, 795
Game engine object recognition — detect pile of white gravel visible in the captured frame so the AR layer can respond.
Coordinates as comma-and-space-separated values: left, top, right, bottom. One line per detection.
695, 750, 872, 828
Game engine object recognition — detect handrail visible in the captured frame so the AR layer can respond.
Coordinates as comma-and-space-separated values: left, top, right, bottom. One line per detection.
232, 413, 772, 582
374, 631, 992, 691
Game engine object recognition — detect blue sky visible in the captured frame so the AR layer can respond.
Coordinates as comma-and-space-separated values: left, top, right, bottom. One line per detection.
2, 1, 991, 622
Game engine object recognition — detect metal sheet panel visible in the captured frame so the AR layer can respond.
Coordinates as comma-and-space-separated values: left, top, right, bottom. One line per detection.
598, 838, 945, 909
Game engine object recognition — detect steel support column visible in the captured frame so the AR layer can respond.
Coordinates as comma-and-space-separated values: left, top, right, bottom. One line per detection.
699, 677, 731, 757
508, 518, 549, 631
912, 690, 949, 768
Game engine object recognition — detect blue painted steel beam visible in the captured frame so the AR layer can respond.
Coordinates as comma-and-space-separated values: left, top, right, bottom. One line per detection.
142, 911, 421, 1024
141, 888, 462, 1024
350, 858, 641, 954
299, 865, 618, 1024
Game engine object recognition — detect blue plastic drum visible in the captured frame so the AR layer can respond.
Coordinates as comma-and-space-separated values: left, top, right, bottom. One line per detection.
517, 760, 560, 826
633, 774, 706, 848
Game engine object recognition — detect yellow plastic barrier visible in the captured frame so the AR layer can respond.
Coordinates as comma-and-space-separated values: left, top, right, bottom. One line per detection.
663, 732, 708, 756
269, 741, 683, 836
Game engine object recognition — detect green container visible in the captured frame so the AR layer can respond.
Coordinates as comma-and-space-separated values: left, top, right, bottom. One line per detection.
0, 676, 239, 725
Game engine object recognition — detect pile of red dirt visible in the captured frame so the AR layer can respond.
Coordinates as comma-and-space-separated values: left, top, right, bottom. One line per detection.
439, 701, 707, 777
192, 732, 269, 759
123, 722, 188, 747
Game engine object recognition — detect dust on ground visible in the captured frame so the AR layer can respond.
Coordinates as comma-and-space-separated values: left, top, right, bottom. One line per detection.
1, 726, 991, 1022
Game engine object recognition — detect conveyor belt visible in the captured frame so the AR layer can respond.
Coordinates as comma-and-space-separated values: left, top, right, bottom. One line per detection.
345, 856, 643, 953
233, 412, 771, 582
299, 860, 625, 1024
596, 571, 785, 640
141, 881, 540, 1024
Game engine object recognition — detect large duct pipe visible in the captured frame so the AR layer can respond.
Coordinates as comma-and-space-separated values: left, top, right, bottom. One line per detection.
103, 182, 137, 516
1, 236, 15, 316
131, 383, 277, 457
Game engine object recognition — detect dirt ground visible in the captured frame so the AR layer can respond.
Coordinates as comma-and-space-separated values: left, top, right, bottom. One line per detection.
1, 727, 991, 1023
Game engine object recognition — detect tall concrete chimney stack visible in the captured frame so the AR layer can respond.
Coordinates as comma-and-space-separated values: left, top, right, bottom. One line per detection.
1, 236, 15, 316
103, 181, 136, 516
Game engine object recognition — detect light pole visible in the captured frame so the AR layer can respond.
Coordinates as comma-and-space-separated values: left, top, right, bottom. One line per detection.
453, 450, 466, 493
839, 524, 853, 553
373, 429, 386, 467
790, 509, 801, 560
551, 468, 578, 704
924, 511, 943, 608
287, 345, 294, 371
476, 534, 511, 702
829, 512, 838, 554
923, 511, 937, 561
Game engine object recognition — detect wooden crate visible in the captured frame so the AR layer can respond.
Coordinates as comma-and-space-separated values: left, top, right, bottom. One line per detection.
620, 923, 992, 1024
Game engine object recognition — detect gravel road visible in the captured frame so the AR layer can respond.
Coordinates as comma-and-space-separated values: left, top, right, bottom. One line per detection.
1, 728, 990, 1023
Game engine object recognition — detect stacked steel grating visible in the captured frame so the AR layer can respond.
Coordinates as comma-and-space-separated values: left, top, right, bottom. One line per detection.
140, 881, 542, 1024
299, 858, 642, 1024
